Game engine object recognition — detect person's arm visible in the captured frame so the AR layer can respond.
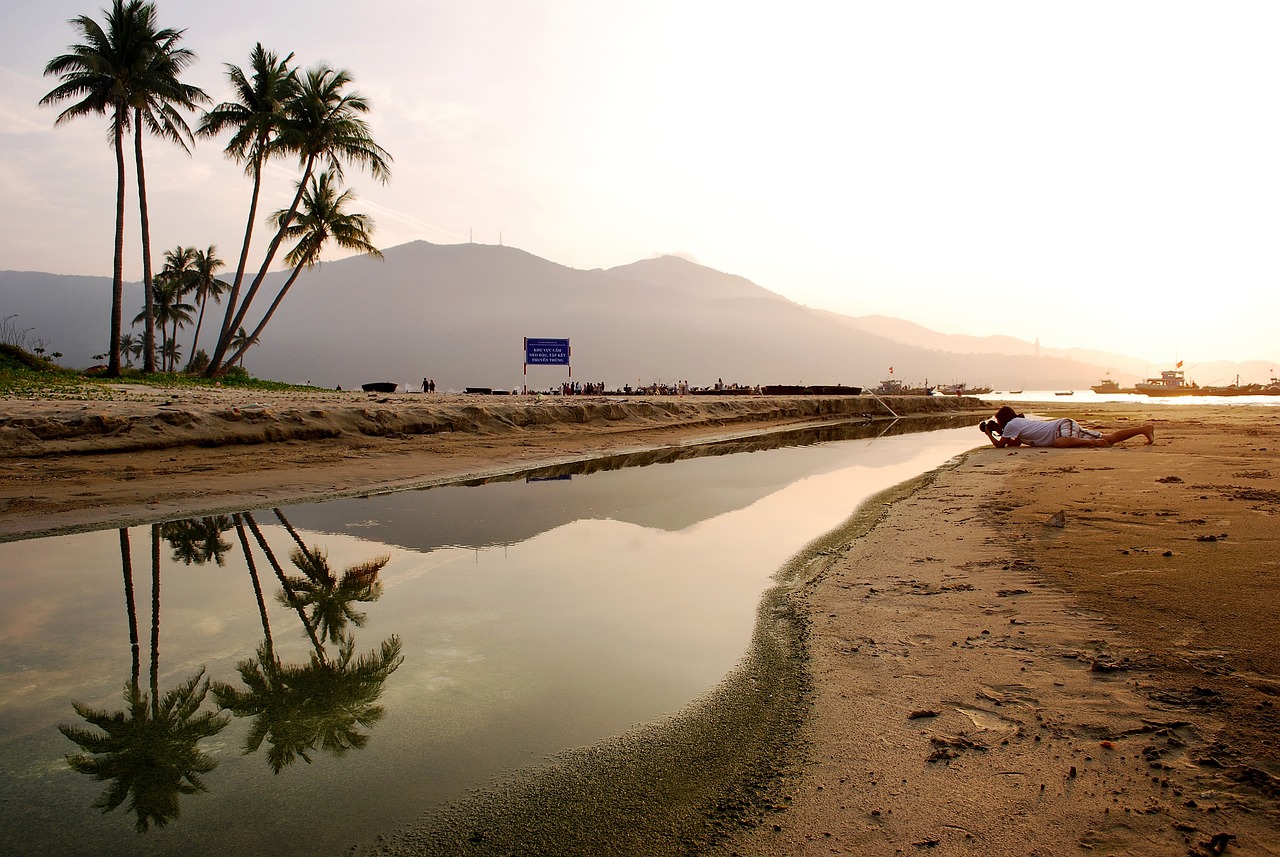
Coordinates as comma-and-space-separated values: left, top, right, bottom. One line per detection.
983, 428, 1022, 448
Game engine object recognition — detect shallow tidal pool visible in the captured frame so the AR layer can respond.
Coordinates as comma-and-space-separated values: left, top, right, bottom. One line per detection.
0, 419, 980, 856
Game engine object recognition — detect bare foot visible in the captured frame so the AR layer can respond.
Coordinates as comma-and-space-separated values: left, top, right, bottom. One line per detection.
1144, 424, 1155, 445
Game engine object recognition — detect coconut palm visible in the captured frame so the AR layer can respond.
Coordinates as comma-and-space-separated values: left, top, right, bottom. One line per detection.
197, 45, 297, 377
60, 671, 228, 832
135, 254, 195, 372
185, 246, 228, 370
126, 13, 206, 373
41, 1, 148, 377
211, 634, 402, 773
160, 516, 234, 566
41, 2, 205, 376
280, 545, 387, 645
225, 171, 381, 368
118, 332, 143, 367
160, 337, 183, 374
206, 64, 391, 376
228, 327, 255, 369
218, 512, 403, 772
60, 525, 228, 832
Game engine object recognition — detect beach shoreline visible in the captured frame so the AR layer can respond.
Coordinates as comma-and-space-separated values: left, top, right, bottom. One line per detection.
3, 391, 1278, 854
0, 389, 980, 539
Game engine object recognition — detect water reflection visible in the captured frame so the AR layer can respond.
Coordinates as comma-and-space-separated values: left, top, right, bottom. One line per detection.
289, 414, 974, 554
60, 525, 229, 832
213, 511, 402, 774
57, 512, 402, 834
0, 419, 981, 856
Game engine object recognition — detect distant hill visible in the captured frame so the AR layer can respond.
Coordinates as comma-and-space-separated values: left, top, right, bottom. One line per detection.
2, 241, 1270, 391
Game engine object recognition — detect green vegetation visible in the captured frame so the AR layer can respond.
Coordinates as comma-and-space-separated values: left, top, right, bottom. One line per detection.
0, 343, 320, 400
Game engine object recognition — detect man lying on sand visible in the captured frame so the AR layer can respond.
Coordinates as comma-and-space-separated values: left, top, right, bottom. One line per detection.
981, 404, 1154, 448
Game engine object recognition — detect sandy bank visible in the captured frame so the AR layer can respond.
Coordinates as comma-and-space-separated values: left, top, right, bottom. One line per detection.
0, 390, 980, 539
715, 403, 1280, 855
4, 391, 1278, 854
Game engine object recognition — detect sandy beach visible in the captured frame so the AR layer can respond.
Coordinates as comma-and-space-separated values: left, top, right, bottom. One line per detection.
2, 390, 1278, 854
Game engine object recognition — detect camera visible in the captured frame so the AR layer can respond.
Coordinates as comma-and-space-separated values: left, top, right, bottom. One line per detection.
979, 420, 1000, 434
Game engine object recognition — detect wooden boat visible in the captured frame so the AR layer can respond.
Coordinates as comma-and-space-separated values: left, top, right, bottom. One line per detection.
361, 381, 397, 393
936, 383, 992, 396
1135, 369, 1195, 396
873, 378, 933, 396
760, 385, 863, 396
1091, 378, 1122, 394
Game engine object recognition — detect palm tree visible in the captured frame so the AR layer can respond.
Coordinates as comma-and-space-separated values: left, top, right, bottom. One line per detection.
118, 332, 142, 367
224, 171, 382, 368
197, 45, 297, 378
211, 635, 402, 773
41, 1, 205, 376
206, 63, 391, 376
126, 11, 207, 373
61, 671, 228, 832
280, 545, 387, 645
59, 525, 228, 832
135, 252, 195, 372
160, 336, 183, 374
217, 512, 402, 772
185, 246, 228, 370
228, 327, 255, 369
41, 1, 147, 377
162, 516, 234, 566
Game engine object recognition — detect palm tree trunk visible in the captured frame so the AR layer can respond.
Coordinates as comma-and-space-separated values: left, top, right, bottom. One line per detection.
150, 523, 162, 717
187, 295, 208, 370
207, 157, 265, 377
210, 154, 315, 375
243, 512, 327, 659
234, 514, 275, 658
225, 262, 304, 368
119, 528, 140, 685
135, 109, 157, 374
109, 114, 126, 378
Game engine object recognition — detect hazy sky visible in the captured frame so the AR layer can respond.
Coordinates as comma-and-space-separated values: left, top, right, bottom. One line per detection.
3, 1, 1278, 367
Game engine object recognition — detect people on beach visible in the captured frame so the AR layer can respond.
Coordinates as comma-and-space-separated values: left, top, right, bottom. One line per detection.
982, 405, 1154, 448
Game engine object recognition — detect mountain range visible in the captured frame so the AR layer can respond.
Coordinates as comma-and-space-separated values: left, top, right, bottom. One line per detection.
2, 241, 1272, 392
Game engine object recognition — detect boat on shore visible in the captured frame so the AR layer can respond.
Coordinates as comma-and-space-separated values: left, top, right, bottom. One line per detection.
873, 378, 934, 396
1135, 369, 1194, 396
935, 382, 992, 396
1090, 377, 1132, 394
361, 381, 398, 393
1135, 369, 1280, 397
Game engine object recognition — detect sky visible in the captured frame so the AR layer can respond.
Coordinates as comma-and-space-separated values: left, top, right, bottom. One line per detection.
2, 1, 1278, 368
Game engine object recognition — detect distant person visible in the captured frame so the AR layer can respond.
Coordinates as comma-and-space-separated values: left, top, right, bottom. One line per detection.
982, 405, 1154, 448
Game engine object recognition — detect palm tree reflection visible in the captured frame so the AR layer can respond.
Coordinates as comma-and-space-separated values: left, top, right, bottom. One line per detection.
59, 526, 229, 832
214, 511, 403, 772
160, 515, 234, 567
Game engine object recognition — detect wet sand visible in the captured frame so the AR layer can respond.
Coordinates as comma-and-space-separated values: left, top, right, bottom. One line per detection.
2, 391, 1278, 854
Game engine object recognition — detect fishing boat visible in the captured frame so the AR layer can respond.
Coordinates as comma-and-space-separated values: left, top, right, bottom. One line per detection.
1136, 368, 1280, 396
1135, 369, 1195, 396
361, 381, 398, 393
873, 378, 934, 396
1091, 378, 1123, 394
936, 382, 993, 396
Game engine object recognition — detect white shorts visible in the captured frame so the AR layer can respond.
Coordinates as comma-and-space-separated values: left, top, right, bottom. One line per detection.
1058, 419, 1102, 440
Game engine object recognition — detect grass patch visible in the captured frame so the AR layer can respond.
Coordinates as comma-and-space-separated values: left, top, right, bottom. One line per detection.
0, 344, 322, 400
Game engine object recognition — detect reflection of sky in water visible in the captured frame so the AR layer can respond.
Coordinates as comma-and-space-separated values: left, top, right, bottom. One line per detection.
0, 426, 979, 857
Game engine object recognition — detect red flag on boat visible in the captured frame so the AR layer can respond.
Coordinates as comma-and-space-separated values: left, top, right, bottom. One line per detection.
1176, 360, 1184, 368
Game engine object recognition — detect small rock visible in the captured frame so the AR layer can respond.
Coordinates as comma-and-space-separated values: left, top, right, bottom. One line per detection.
1045, 511, 1066, 528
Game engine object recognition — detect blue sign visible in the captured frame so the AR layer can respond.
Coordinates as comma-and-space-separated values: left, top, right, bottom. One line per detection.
524, 337, 570, 366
